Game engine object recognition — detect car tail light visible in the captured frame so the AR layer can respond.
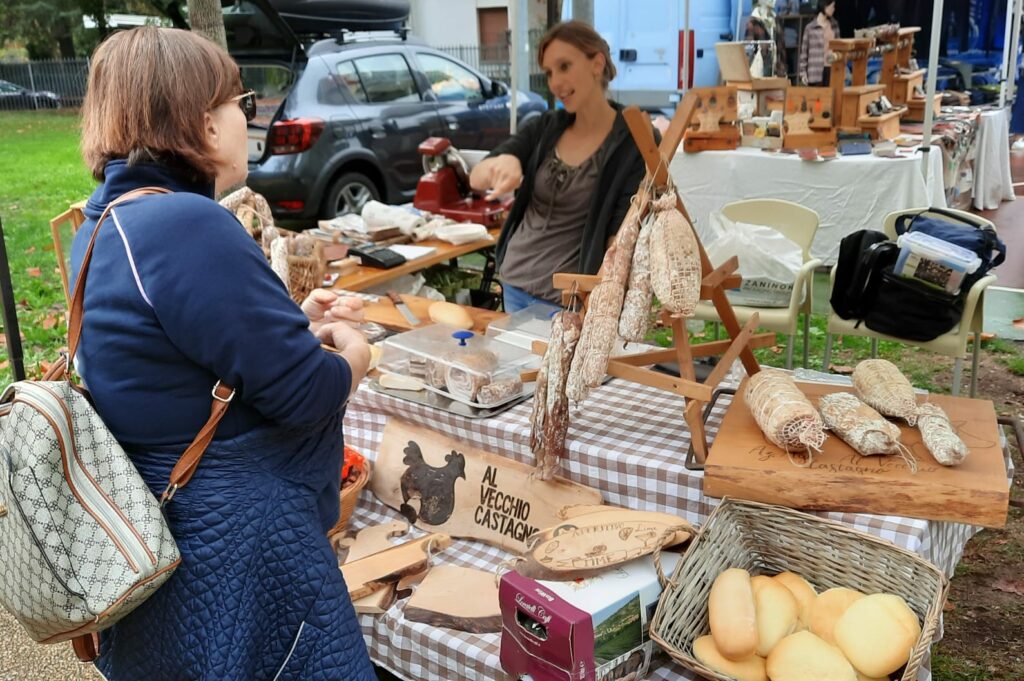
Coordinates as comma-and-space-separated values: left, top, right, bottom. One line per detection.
268, 118, 325, 155
276, 200, 305, 211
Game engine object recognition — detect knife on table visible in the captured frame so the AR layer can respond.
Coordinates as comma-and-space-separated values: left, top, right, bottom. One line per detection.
387, 291, 421, 327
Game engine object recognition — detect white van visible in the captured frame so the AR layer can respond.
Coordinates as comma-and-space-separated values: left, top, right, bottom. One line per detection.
564, 0, 735, 112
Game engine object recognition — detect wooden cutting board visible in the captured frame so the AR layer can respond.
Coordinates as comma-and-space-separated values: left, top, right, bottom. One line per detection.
371, 418, 603, 552
404, 565, 501, 633
704, 380, 1010, 527
362, 295, 506, 334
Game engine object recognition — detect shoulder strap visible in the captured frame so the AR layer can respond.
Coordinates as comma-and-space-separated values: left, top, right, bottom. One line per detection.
65, 186, 234, 505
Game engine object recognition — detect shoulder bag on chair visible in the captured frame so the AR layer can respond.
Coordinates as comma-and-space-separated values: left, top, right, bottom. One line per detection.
862, 208, 1006, 342
0, 188, 233, 661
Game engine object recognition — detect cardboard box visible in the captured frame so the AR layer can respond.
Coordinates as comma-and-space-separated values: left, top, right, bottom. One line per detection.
499, 553, 681, 681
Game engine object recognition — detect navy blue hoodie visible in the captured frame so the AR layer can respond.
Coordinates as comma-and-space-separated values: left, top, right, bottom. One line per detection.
70, 161, 351, 448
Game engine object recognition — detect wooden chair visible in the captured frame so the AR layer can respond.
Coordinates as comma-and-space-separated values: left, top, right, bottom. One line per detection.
691, 199, 822, 369
50, 199, 87, 309
822, 207, 997, 397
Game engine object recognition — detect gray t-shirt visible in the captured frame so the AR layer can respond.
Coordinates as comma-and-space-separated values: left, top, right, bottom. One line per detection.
499, 140, 609, 303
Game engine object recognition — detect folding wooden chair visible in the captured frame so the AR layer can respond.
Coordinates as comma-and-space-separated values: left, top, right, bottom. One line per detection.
50, 199, 87, 309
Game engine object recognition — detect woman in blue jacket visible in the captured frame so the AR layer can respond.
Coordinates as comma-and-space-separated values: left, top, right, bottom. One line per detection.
71, 26, 375, 680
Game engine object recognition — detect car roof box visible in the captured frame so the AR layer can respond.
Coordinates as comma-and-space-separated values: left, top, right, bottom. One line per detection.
271, 0, 410, 34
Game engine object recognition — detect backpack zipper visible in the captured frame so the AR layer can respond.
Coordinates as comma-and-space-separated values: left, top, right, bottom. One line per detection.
14, 389, 150, 576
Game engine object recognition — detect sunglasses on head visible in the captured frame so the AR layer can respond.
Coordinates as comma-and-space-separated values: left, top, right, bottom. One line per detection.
230, 90, 257, 122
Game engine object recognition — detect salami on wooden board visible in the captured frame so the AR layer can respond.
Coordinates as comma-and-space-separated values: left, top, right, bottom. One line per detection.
371, 418, 603, 552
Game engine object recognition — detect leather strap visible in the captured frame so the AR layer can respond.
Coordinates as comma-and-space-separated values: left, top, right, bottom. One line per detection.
66, 187, 234, 505
71, 632, 99, 662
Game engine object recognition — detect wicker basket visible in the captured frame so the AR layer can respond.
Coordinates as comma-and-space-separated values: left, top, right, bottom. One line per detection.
284, 240, 325, 305
650, 498, 949, 681
328, 454, 372, 542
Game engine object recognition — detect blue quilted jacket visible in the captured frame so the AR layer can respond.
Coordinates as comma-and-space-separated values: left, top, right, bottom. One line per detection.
69, 162, 375, 680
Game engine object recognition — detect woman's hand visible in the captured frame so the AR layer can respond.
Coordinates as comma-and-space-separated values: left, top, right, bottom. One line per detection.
316, 321, 371, 394
302, 289, 365, 333
469, 154, 523, 201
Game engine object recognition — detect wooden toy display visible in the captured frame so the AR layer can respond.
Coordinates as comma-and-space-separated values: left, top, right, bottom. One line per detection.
783, 86, 836, 148
684, 86, 742, 152
877, 26, 941, 122
827, 37, 903, 141
716, 42, 788, 118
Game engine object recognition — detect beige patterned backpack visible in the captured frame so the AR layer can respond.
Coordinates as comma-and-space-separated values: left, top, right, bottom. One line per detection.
0, 188, 232, 659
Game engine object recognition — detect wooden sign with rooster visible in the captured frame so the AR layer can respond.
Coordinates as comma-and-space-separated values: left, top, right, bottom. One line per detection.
370, 418, 602, 552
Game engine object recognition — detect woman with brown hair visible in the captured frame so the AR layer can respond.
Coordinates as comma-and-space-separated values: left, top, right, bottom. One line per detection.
71, 26, 374, 680
469, 20, 655, 312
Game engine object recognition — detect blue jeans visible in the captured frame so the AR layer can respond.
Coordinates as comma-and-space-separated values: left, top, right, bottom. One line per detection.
502, 282, 559, 313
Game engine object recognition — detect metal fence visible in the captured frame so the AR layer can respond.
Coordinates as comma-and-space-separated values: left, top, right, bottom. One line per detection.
0, 33, 547, 114
0, 59, 89, 111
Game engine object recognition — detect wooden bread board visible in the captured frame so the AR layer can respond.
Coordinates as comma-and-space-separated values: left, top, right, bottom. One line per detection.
362, 295, 505, 333
704, 379, 1009, 527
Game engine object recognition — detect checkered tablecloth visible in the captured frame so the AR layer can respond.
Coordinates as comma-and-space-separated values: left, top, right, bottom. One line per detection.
343, 369, 1012, 681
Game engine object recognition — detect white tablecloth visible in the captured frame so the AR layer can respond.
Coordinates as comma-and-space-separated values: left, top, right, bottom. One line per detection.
972, 107, 1016, 210
669, 146, 947, 266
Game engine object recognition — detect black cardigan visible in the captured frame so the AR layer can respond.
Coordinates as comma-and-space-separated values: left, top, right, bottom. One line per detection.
488, 103, 656, 276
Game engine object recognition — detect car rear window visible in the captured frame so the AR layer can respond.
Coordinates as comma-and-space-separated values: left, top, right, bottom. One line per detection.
239, 64, 294, 127
336, 54, 420, 104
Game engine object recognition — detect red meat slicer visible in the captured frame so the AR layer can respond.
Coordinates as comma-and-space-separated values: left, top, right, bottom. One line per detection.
412, 137, 511, 228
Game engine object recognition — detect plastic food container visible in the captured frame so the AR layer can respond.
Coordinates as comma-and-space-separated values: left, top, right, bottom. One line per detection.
485, 302, 562, 350
486, 302, 661, 357
379, 324, 537, 407
895, 231, 981, 293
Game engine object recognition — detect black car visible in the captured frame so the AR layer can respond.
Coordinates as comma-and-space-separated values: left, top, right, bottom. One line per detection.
156, 0, 547, 221
0, 79, 61, 110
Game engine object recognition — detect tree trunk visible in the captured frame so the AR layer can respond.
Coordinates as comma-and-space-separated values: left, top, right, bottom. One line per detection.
188, 0, 227, 51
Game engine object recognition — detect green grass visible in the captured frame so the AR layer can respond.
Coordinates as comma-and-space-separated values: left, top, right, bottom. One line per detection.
1002, 356, 1024, 377
932, 653, 991, 681
0, 111, 94, 383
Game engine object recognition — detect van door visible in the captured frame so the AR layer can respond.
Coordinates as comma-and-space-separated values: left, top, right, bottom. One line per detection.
599, 0, 679, 110
334, 52, 445, 197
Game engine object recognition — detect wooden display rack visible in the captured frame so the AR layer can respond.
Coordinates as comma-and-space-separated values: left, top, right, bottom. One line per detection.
683, 86, 741, 152
526, 90, 775, 463
828, 37, 875, 129
784, 86, 836, 148
716, 42, 788, 117
876, 26, 942, 123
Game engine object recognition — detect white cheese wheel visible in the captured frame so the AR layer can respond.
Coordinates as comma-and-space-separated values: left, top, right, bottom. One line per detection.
834, 593, 921, 678
809, 587, 864, 645
766, 631, 857, 681
692, 635, 767, 681
773, 571, 817, 628
709, 568, 759, 660
750, 575, 799, 656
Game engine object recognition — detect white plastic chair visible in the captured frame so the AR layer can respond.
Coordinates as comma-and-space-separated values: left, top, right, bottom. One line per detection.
692, 198, 822, 369
822, 207, 997, 397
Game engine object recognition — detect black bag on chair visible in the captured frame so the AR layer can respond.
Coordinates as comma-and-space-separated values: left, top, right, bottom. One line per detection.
830, 230, 898, 321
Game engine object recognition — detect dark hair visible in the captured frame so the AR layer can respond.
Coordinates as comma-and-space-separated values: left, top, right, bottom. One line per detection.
818, 0, 836, 12
81, 26, 243, 183
537, 20, 616, 88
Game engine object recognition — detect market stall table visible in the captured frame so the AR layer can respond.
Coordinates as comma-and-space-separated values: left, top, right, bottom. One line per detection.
669, 146, 946, 266
972, 107, 1016, 210
342, 367, 1011, 681
330, 230, 500, 292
